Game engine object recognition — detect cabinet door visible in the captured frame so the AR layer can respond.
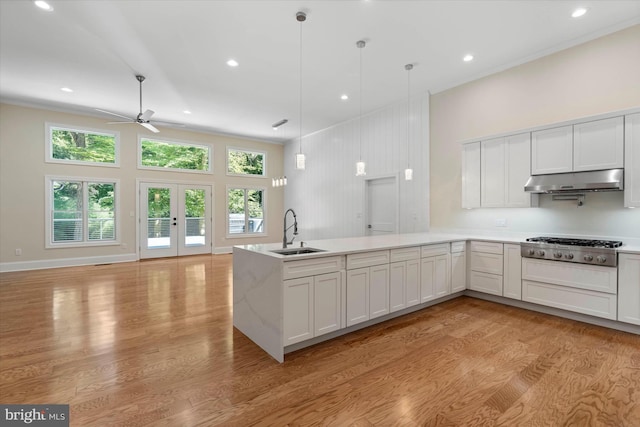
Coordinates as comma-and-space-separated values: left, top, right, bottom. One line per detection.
369, 264, 390, 319
346, 268, 369, 326
406, 259, 420, 307
573, 116, 624, 172
314, 272, 342, 337
434, 254, 451, 297
531, 126, 573, 175
451, 251, 466, 293
420, 257, 436, 303
283, 277, 314, 345
503, 244, 522, 300
469, 271, 503, 295
618, 253, 640, 326
625, 113, 640, 208
462, 142, 481, 208
481, 137, 505, 207
505, 133, 535, 207
389, 262, 406, 313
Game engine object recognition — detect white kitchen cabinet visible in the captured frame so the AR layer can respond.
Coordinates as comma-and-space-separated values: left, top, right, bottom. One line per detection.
461, 141, 481, 209
469, 241, 504, 296
481, 133, 535, 208
346, 251, 390, 325
421, 254, 451, 302
284, 271, 343, 345
618, 253, 640, 326
503, 244, 522, 300
389, 247, 421, 312
531, 125, 573, 175
346, 268, 369, 326
625, 113, 640, 208
451, 242, 466, 293
369, 263, 390, 319
573, 116, 624, 172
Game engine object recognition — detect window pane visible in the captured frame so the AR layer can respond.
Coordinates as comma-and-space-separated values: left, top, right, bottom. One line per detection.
52, 181, 83, 242
88, 183, 115, 241
228, 189, 245, 234
185, 189, 206, 246
147, 188, 171, 248
141, 138, 210, 171
247, 189, 264, 233
51, 128, 116, 164
227, 149, 265, 175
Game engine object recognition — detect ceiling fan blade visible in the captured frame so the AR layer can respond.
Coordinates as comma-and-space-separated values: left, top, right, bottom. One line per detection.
151, 120, 186, 127
95, 108, 133, 121
140, 109, 155, 121
106, 121, 135, 124
140, 122, 160, 133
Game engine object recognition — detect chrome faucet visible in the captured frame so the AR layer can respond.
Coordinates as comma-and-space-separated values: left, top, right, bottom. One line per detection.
283, 208, 298, 248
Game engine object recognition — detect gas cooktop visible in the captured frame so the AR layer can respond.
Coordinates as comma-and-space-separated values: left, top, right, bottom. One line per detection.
521, 237, 622, 267
525, 237, 623, 249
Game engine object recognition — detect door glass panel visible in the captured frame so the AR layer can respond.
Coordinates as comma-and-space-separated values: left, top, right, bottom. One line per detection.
184, 188, 206, 247
247, 189, 264, 233
147, 188, 171, 249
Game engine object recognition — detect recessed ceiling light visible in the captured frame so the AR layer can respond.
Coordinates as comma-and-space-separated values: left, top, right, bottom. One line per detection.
571, 8, 588, 18
463, 54, 474, 62
60, 87, 73, 92
34, 1, 53, 11
183, 110, 192, 114
226, 59, 239, 67
341, 94, 349, 101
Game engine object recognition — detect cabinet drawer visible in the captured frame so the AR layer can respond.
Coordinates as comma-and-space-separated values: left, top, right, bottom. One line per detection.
283, 255, 345, 280
347, 250, 390, 270
470, 251, 503, 275
421, 243, 450, 258
390, 246, 421, 262
523, 280, 617, 320
451, 241, 466, 253
470, 241, 503, 254
469, 271, 503, 296
522, 258, 617, 294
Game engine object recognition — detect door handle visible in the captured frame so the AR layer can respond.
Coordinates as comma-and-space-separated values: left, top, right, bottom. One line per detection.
172, 222, 177, 226
367, 224, 372, 229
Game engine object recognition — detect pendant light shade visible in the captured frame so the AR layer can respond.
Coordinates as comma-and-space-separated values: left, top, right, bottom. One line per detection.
404, 63, 414, 181
355, 40, 366, 176
295, 11, 306, 170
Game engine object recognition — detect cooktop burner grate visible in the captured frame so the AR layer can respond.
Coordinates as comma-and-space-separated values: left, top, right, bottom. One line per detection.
525, 237, 623, 249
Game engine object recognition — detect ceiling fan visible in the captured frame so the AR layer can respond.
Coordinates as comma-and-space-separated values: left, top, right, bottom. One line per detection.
96, 75, 182, 133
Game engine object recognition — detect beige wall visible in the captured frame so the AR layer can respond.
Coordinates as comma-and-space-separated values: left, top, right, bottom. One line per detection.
0, 103, 284, 267
430, 25, 640, 238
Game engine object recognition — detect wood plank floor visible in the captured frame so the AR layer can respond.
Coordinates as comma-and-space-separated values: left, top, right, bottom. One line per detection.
1, 254, 639, 426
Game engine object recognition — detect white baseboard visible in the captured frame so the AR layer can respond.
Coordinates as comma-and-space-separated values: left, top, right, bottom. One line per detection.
0, 253, 138, 273
215, 246, 233, 254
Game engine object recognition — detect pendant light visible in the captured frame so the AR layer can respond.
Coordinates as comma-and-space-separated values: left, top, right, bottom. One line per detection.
295, 11, 306, 170
404, 63, 414, 181
355, 40, 366, 176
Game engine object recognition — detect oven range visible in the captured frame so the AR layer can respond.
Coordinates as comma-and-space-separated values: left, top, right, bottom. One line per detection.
520, 237, 622, 267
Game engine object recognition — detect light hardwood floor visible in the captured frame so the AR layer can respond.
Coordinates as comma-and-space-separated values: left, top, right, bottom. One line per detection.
1, 254, 639, 426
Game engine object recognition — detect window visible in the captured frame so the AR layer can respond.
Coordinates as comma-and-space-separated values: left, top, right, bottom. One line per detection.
139, 137, 212, 173
46, 176, 119, 247
227, 187, 265, 236
46, 123, 119, 166
227, 148, 266, 176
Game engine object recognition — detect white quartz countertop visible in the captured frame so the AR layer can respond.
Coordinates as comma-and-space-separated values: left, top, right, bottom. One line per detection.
234, 231, 640, 258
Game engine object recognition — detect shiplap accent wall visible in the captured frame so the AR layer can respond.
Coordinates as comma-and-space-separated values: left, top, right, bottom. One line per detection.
284, 92, 430, 241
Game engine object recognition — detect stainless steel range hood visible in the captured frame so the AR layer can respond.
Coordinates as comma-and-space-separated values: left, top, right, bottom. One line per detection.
524, 169, 624, 193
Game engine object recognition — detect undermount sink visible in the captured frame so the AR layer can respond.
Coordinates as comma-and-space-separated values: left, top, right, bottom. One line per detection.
270, 247, 326, 256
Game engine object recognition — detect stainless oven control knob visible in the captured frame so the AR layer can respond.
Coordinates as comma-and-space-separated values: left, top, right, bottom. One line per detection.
553, 252, 562, 258
528, 249, 535, 256
584, 254, 593, 262
564, 253, 574, 260
596, 255, 607, 264
536, 250, 545, 256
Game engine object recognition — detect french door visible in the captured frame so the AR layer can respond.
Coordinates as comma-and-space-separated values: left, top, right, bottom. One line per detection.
140, 182, 212, 259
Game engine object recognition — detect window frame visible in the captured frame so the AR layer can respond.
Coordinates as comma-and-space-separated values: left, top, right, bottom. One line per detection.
45, 122, 120, 167
45, 175, 121, 248
226, 147, 267, 177
226, 185, 267, 238
137, 135, 213, 174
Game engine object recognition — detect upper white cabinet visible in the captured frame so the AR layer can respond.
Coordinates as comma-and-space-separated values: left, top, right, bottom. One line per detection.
462, 142, 481, 209
532, 117, 624, 175
573, 117, 624, 172
531, 125, 573, 175
625, 113, 640, 208
481, 133, 536, 208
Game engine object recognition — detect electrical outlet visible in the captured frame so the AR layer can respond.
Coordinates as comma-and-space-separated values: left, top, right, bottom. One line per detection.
494, 218, 507, 227
15, 248, 22, 256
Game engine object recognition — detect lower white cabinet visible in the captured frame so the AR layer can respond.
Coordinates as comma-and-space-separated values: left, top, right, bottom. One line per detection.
346, 263, 390, 326
421, 254, 451, 302
451, 250, 466, 293
503, 244, 522, 300
284, 271, 343, 345
469, 271, 503, 295
369, 264, 390, 319
469, 241, 504, 296
618, 253, 640, 325
390, 259, 420, 312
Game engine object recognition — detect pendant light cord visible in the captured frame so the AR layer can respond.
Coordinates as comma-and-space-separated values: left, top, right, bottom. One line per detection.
299, 16, 303, 154
358, 41, 364, 162
406, 64, 412, 169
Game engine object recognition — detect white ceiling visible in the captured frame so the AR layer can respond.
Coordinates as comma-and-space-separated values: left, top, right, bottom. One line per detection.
1, 1, 639, 143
